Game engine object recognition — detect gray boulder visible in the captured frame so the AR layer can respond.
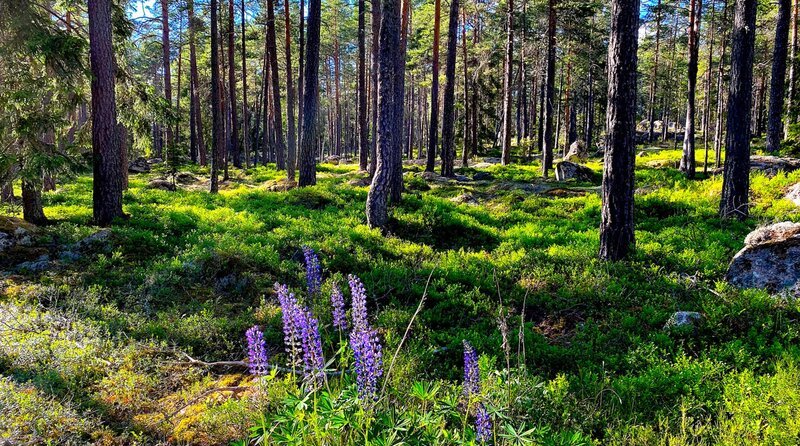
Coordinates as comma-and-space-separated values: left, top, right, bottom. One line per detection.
128, 157, 150, 173
555, 161, 595, 182
749, 155, 800, 177
726, 222, 800, 295
74, 229, 113, 253
564, 140, 588, 162
664, 311, 703, 329
785, 183, 800, 206
473, 171, 495, 181
148, 179, 177, 191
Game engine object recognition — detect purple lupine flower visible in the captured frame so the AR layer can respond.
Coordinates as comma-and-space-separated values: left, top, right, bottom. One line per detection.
348, 274, 368, 331
330, 283, 348, 331
302, 246, 322, 296
463, 340, 481, 397
347, 274, 383, 402
349, 325, 383, 401
246, 326, 270, 376
475, 403, 492, 443
276, 283, 302, 369
297, 307, 325, 387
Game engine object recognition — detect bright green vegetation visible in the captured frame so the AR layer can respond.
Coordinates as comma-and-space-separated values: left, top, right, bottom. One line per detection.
2, 149, 800, 445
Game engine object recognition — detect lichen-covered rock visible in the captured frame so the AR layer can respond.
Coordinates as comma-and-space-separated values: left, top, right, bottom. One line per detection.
147, 179, 176, 191
749, 155, 800, 177
785, 183, 800, 206
473, 171, 494, 181
726, 222, 800, 295
564, 140, 588, 162
555, 161, 595, 182
664, 311, 702, 329
128, 157, 150, 173
74, 229, 113, 253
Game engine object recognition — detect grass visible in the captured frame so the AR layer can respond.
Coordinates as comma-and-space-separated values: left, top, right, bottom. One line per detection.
1, 146, 800, 444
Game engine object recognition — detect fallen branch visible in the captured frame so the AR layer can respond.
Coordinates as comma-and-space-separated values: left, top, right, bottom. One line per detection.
173, 352, 343, 377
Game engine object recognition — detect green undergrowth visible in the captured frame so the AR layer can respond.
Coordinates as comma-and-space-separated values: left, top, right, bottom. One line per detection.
2, 149, 800, 444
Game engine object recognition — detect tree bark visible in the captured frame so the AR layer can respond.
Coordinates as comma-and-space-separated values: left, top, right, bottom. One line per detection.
160, 0, 174, 153
500, 0, 514, 165
461, 5, 471, 167
22, 180, 47, 225
719, 0, 757, 220
188, 0, 206, 165
299, 0, 321, 186
440, 0, 459, 177
210, 0, 224, 193
786, 0, 799, 138
358, 0, 369, 171
241, 0, 249, 167
426, 0, 442, 172
284, 0, 297, 179
542, 0, 556, 177
227, 0, 240, 168
680, 0, 702, 179
89, 0, 125, 226
766, 0, 791, 153
370, 0, 381, 176
366, 0, 402, 228
265, 0, 286, 171
647, 0, 662, 142
599, 0, 639, 261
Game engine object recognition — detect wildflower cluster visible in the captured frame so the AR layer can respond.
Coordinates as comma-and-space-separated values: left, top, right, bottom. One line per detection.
276, 283, 303, 369
463, 340, 491, 444
245, 326, 269, 376
276, 282, 325, 387
330, 283, 348, 331
302, 246, 322, 296
348, 274, 383, 402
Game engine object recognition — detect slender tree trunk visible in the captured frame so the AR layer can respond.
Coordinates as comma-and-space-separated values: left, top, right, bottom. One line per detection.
333, 26, 342, 157
766, 0, 791, 152
284, 0, 297, 179
703, 0, 715, 174
647, 0, 662, 142
266, 0, 286, 170
440, 0, 460, 177
542, 0, 557, 177
358, 0, 369, 170
680, 0, 702, 179
426, 0, 442, 172
662, 11, 680, 142
366, 0, 401, 228
370, 0, 381, 175
720, 0, 757, 220
500, 0, 514, 165
160, 0, 174, 151
226, 0, 240, 168
241, 0, 249, 167
176, 14, 184, 148
210, 0, 224, 193
299, 0, 321, 185
189, 0, 206, 165
89, 0, 125, 225
599, 0, 639, 261
298, 0, 305, 152
714, 0, 729, 168
786, 0, 799, 138
461, 5, 471, 167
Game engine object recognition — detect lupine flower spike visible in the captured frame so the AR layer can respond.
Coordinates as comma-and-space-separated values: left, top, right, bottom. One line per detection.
245, 325, 269, 376
348, 274, 383, 402
302, 246, 322, 296
276, 283, 302, 369
298, 307, 326, 387
475, 403, 492, 443
463, 340, 481, 397
330, 283, 348, 331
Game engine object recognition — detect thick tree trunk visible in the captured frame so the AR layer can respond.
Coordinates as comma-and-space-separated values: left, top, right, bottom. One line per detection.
160, 0, 174, 153
766, 0, 791, 153
680, 0, 702, 179
542, 0, 556, 177
714, 0, 730, 169
210, 0, 224, 193
440, 0, 459, 177
720, 0, 757, 220
299, 0, 321, 186
188, 0, 206, 165
284, 0, 297, 179
266, 0, 286, 171
366, 0, 401, 228
358, 0, 369, 171
461, 6, 470, 167
89, 0, 125, 225
426, 0, 441, 172
599, 0, 639, 261
22, 180, 47, 225
370, 0, 381, 176
298, 0, 305, 152
500, 0, 514, 165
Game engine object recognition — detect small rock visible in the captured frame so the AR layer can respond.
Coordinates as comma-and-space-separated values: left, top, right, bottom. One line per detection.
555, 161, 595, 182
148, 179, 176, 191
453, 174, 472, 182
473, 171, 495, 181
147, 157, 164, 164
726, 222, 800, 295
16, 254, 51, 273
564, 140, 588, 162
421, 171, 448, 182
128, 157, 150, 173
266, 179, 298, 191
324, 155, 341, 165
451, 193, 479, 205
175, 172, 199, 184
471, 162, 494, 169
664, 311, 702, 329
74, 229, 113, 253
482, 157, 502, 164
348, 177, 371, 187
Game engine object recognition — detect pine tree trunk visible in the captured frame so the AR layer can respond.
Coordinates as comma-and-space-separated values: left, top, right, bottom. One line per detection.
161, 0, 174, 153
426, 0, 441, 172
786, 0, 799, 138
241, 0, 249, 167
265, 0, 286, 171
188, 0, 206, 165
680, 0, 702, 179
89, 0, 125, 225
720, 0, 757, 220
500, 0, 514, 165
366, 0, 402, 228
226, 0, 240, 168
358, 0, 369, 171
440, 0, 459, 177
298, 0, 305, 152
284, 0, 297, 179
766, 0, 791, 153
210, 0, 224, 193
461, 5, 471, 167
22, 180, 47, 225
599, 0, 639, 261
542, 0, 556, 177
647, 0, 662, 142
369, 0, 381, 176
299, 0, 321, 186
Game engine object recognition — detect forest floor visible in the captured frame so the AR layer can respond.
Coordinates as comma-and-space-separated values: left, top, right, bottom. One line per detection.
2, 145, 800, 445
